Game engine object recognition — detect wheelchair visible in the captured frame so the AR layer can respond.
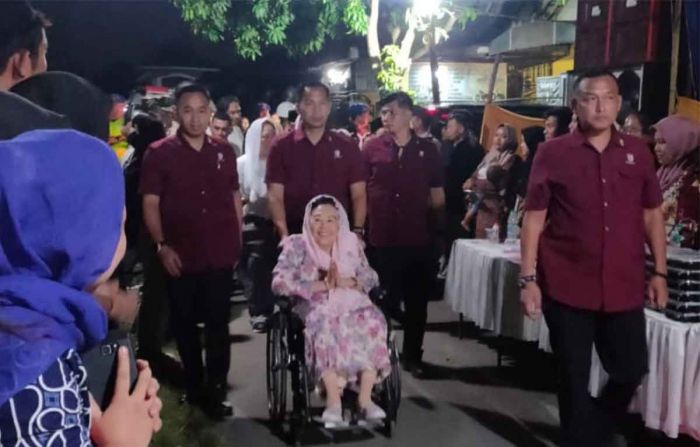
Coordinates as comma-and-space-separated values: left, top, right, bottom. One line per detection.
266, 288, 402, 446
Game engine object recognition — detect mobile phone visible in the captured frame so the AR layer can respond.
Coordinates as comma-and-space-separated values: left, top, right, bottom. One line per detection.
81, 329, 138, 410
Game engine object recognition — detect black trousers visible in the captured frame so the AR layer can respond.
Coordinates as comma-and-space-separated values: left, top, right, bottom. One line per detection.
240, 216, 278, 317
369, 246, 434, 363
168, 268, 233, 395
136, 242, 169, 356
543, 297, 648, 447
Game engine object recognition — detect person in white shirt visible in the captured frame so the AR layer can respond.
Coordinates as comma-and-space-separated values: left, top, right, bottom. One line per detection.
237, 118, 278, 332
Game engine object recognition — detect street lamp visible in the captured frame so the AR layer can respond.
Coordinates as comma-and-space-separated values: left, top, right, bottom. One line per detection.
413, 0, 443, 18
326, 67, 350, 86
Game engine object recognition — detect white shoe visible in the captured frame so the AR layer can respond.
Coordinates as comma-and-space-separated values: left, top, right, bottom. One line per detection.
321, 406, 344, 427
359, 401, 386, 421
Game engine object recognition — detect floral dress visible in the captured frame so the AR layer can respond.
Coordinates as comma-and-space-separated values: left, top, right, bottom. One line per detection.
272, 235, 391, 386
0, 349, 92, 446
661, 158, 700, 250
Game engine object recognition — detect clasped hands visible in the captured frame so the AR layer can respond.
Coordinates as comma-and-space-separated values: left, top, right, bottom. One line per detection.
324, 261, 357, 290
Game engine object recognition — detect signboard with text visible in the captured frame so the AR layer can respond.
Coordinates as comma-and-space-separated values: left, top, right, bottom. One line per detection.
408, 62, 507, 105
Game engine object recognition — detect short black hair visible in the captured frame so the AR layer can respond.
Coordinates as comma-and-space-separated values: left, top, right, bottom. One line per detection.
0, 1, 51, 73
412, 106, 431, 130
448, 111, 472, 132
310, 195, 337, 212
174, 83, 210, 105
298, 81, 331, 101
544, 107, 573, 137
573, 69, 619, 94
379, 92, 413, 110
216, 95, 240, 112
212, 110, 231, 123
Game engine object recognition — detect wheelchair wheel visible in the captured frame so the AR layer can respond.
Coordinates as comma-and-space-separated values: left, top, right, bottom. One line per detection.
266, 312, 288, 425
380, 336, 401, 437
388, 336, 402, 412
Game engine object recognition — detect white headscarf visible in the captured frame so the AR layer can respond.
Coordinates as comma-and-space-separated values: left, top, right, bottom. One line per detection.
241, 118, 271, 202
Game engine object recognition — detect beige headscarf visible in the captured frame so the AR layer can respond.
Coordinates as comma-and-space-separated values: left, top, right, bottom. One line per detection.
654, 115, 700, 191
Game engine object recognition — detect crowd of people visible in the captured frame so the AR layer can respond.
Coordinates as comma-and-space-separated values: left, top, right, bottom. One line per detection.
1, 2, 699, 447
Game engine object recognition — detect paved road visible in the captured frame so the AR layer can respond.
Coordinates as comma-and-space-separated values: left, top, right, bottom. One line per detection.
151, 291, 697, 446
217, 300, 563, 447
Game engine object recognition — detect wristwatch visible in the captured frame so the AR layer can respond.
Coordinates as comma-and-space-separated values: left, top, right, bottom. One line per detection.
352, 227, 365, 236
156, 241, 167, 253
518, 274, 537, 289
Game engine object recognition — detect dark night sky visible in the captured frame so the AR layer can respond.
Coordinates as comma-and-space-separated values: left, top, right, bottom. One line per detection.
30, 0, 321, 108
23, 0, 514, 112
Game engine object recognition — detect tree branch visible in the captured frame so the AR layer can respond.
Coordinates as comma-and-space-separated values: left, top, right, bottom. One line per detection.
413, 43, 429, 61
367, 0, 380, 59
410, 12, 458, 61
398, 10, 416, 67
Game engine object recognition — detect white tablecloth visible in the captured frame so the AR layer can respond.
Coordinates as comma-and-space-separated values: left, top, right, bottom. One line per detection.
444, 239, 551, 351
590, 310, 700, 440
444, 238, 700, 440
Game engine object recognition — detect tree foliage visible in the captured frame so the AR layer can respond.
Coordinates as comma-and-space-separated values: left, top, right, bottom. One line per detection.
171, 0, 368, 60
170, 0, 479, 94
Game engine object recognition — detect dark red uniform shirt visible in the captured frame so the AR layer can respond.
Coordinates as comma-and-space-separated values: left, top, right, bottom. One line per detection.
525, 129, 662, 312
140, 133, 240, 274
265, 128, 365, 232
363, 133, 443, 248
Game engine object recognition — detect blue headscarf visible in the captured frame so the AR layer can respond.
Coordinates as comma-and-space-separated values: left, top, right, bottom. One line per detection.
0, 129, 124, 407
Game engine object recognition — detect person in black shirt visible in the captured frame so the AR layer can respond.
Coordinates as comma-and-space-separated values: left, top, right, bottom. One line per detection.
441, 112, 484, 265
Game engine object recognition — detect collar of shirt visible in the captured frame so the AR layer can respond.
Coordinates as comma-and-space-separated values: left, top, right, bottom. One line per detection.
292, 126, 333, 145
379, 131, 418, 149
176, 130, 216, 153
569, 126, 625, 153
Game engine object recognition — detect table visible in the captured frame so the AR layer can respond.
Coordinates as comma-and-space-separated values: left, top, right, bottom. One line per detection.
589, 309, 700, 440
444, 238, 700, 440
444, 239, 551, 352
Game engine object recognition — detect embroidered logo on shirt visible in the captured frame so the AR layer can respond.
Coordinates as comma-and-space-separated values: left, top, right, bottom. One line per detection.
625, 153, 635, 165
334, 149, 342, 159
217, 152, 224, 170
419, 150, 424, 158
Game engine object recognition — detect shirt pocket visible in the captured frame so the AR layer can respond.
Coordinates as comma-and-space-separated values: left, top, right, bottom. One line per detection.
550, 165, 594, 209
616, 165, 644, 206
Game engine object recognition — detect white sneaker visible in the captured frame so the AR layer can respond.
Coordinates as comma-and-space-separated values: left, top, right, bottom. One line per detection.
250, 315, 267, 333
359, 402, 386, 421
321, 406, 344, 427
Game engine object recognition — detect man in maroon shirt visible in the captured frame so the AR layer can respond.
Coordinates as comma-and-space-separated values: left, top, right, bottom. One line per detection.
266, 81, 367, 237
520, 70, 668, 447
140, 84, 243, 420
364, 92, 445, 379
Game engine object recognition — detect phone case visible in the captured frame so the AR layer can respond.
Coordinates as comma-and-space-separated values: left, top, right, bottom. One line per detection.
81, 329, 138, 410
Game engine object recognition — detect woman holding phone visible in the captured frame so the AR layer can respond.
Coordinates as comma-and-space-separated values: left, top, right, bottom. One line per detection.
0, 130, 162, 446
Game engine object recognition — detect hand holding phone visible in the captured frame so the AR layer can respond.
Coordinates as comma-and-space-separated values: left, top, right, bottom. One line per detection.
90, 347, 162, 447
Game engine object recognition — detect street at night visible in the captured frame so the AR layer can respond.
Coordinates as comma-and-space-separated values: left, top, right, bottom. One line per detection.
1, 1, 699, 446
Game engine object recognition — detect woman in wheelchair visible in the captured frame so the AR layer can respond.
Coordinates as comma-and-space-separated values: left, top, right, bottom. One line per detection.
272, 195, 391, 425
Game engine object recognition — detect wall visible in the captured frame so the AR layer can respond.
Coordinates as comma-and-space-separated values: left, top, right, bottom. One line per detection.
408, 62, 508, 105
